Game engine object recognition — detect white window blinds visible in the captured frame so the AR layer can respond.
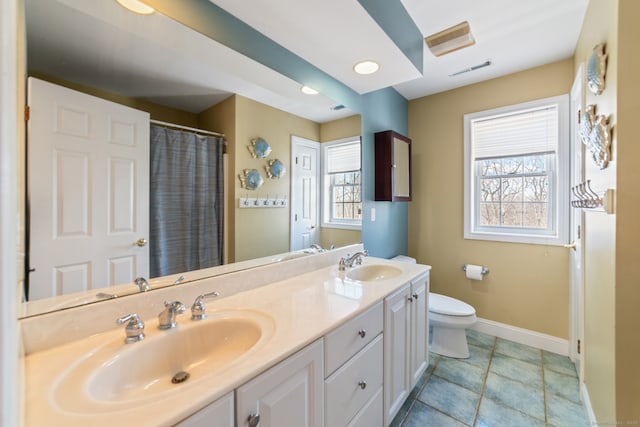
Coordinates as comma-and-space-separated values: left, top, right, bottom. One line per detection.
471, 105, 558, 159
327, 141, 361, 173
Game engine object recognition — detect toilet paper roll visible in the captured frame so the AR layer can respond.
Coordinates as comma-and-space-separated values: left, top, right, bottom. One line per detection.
465, 264, 484, 281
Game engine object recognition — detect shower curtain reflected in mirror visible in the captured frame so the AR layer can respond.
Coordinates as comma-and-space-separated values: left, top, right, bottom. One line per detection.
150, 125, 224, 278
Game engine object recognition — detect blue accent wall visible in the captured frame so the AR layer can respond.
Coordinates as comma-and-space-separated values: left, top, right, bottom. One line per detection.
147, 0, 413, 258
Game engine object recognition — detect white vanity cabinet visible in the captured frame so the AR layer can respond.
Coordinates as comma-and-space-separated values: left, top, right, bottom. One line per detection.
383, 272, 429, 426
236, 339, 324, 427
324, 302, 384, 426
174, 391, 234, 427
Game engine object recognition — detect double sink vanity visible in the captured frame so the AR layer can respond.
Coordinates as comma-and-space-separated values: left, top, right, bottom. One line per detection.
22, 244, 430, 426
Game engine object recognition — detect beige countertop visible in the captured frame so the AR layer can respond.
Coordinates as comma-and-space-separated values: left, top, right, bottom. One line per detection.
24, 256, 429, 426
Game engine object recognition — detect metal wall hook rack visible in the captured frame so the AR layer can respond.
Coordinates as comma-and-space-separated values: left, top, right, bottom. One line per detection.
571, 180, 615, 214
239, 194, 288, 208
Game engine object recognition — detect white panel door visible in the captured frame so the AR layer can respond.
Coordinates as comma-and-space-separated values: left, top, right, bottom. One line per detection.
568, 65, 585, 382
409, 275, 429, 389
384, 284, 411, 426
28, 78, 149, 300
291, 136, 319, 251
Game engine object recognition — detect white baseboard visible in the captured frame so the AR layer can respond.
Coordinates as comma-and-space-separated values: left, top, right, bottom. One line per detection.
581, 382, 597, 425
471, 317, 570, 356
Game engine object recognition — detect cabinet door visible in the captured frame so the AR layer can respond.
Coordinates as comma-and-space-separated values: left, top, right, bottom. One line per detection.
383, 284, 411, 426
175, 392, 234, 427
236, 339, 324, 427
410, 275, 429, 389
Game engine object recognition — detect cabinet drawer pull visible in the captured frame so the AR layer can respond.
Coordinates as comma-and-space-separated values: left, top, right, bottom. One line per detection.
358, 329, 366, 338
412, 293, 419, 300
358, 380, 367, 390
248, 413, 260, 427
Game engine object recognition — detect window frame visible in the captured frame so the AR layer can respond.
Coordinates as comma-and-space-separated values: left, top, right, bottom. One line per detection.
321, 136, 362, 231
463, 95, 570, 245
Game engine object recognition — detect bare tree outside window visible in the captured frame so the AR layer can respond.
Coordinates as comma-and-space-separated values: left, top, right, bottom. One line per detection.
331, 171, 362, 220
478, 154, 550, 229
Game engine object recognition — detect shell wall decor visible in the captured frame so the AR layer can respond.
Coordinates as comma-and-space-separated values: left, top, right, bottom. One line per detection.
580, 104, 612, 169
587, 43, 607, 95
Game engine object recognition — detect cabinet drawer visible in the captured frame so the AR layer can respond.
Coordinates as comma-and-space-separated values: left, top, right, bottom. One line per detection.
347, 387, 383, 427
324, 301, 383, 376
325, 334, 383, 427
174, 391, 233, 427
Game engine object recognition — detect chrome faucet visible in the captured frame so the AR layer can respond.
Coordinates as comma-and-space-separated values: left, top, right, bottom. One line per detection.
190, 291, 220, 320
339, 250, 369, 271
134, 277, 150, 292
116, 313, 145, 344
158, 301, 186, 330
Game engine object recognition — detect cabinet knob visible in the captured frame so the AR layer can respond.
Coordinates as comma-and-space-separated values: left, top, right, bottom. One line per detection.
408, 296, 414, 302
412, 293, 419, 300
358, 329, 366, 338
248, 413, 260, 427
358, 380, 367, 390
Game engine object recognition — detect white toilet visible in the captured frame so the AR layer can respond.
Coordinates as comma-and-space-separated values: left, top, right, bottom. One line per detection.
390, 255, 477, 358
429, 293, 477, 359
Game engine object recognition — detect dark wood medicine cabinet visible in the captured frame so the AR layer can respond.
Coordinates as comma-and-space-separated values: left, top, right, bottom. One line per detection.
374, 130, 412, 201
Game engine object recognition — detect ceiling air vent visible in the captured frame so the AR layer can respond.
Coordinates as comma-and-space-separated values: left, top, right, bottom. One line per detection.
425, 21, 475, 57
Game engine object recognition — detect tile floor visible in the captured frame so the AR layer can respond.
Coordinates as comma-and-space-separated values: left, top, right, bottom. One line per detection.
390, 330, 589, 427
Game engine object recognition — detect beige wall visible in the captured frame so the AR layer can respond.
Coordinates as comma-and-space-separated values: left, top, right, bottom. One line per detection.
574, 0, 618, 421
615, 1, 640, 421
319, 114, 363, 249
408, 59, 573, 338
319, 114, 361, 142
575, 0, 640, 423
233, 95, 320, 262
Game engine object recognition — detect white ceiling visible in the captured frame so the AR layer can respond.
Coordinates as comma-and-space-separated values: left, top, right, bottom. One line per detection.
211, 0, 589, 100
26, 0, 589, 123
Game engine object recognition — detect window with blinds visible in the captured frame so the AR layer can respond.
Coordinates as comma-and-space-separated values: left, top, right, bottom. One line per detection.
464, 95, 569, 245
322, 138, 362, 229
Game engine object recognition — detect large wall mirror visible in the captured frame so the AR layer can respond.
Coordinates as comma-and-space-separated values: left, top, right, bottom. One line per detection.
20, 0, 362, 318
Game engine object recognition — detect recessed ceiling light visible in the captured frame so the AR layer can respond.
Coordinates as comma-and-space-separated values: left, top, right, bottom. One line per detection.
115, 0, 155, 15
354, 61, 379, 75
301, 86, 319, 95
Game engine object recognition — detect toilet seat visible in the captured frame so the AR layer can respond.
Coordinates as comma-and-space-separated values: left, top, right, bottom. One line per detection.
429, 293, 475, 317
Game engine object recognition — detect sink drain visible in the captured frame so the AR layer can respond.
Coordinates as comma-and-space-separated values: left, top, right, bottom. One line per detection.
171, 371, 190, 384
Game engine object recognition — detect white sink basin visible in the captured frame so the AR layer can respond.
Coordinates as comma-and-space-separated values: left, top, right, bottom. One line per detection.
52, 309, 274, 411
346, 264, 403, 282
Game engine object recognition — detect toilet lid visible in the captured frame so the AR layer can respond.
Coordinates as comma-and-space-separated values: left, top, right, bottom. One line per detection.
429, 293, 475, 317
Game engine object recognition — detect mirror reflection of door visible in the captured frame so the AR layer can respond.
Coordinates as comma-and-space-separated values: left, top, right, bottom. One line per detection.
291, 136, 320, 251
27, 78, 150, 300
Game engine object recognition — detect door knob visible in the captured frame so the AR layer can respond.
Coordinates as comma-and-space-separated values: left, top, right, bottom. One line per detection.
247, 413, 260, 427
563, 242, 577, 251
136, 238, 148, 247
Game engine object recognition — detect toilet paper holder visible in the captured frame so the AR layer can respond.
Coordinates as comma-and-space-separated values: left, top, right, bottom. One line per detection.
461, 264, 490, 276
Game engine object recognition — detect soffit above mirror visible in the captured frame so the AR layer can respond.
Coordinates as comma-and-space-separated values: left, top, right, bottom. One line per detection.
26, 0, 353, 123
